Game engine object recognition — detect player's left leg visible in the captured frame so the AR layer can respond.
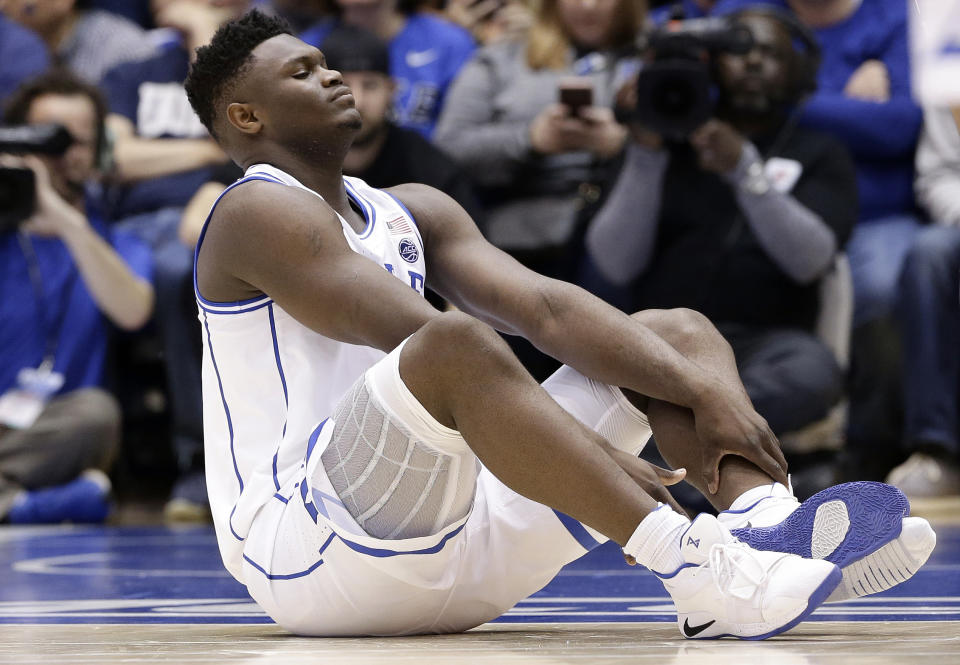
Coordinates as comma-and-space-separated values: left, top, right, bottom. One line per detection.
624, 308, 936, 602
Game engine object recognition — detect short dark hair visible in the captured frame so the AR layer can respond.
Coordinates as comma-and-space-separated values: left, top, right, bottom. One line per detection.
3, 67, 108, 167
185, 10, 292, 138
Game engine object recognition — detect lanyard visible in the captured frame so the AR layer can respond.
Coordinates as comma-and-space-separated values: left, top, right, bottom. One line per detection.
16, 231, 77, 370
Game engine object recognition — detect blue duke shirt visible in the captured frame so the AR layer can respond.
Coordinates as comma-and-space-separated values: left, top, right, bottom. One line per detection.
0, 197, 153, 395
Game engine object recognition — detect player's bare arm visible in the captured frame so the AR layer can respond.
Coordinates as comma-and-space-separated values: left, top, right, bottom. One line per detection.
195, 179, 441, 352
391, 182, 788, 490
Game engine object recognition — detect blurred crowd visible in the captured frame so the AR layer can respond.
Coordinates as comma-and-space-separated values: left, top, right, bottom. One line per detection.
0, 0, 957, 525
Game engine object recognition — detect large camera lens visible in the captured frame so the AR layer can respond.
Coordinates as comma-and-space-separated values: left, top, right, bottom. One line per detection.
0, 166, 36, 233
635, 59, 713, 140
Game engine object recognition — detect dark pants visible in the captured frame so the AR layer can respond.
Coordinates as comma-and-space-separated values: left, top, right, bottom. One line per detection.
897, 225, 960, 456
0, 388, 120, 517
719, 325, 845, 436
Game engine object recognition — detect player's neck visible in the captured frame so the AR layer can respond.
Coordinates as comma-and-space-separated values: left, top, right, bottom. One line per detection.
252, 151, 360, 226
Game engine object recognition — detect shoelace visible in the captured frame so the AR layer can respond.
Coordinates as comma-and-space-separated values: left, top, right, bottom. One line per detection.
709, 542, 765, 601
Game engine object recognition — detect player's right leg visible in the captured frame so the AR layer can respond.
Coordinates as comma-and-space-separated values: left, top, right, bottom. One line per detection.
624, 308, 935, 602
391, 312, 839, 639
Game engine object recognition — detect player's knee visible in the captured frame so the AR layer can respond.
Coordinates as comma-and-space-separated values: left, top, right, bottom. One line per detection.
632, 307, 715, 347
413, 312, 513, 373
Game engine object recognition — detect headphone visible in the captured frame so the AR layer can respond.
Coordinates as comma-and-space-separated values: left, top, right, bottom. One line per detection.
728, 5, 822, 103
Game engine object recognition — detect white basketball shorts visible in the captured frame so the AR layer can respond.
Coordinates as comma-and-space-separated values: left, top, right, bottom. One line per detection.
240, 341, 651, 636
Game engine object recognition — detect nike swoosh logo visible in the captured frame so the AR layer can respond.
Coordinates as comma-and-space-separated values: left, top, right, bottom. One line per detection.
406, 49, 438, 67
682, 618, 716, 637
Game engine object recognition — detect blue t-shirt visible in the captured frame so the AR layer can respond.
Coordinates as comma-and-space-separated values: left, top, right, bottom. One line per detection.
301, 14, 476, 137
0, 14, 50, 104
0, 199, 153, 396
714, 0, 922, 222
101, 42, 215, 219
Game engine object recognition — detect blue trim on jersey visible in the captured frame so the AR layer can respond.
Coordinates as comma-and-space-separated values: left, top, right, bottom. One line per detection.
242, 553, 325, 580
268, 303, 289, 492
203, 311, 243, 493
344, 179, 376, 239
552, 509, 602, 552
273, 493, 289, 504
193, 174, 284, 308
196, 299, 273, 316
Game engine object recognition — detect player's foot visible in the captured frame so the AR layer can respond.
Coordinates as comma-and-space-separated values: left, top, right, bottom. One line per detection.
720, 481, 936, 602
657, 514, 840, 640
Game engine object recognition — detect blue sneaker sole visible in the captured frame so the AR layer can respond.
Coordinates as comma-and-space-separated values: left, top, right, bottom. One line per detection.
730, 482, 909, 569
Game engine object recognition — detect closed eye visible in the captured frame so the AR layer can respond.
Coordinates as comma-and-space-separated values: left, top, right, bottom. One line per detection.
293, 70, 310, 79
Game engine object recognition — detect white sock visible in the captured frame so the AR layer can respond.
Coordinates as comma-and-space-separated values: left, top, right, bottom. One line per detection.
623, 504, 690, 575
719, 481, 799, 529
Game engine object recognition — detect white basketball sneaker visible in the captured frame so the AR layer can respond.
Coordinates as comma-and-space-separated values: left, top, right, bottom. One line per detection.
719, 482, 936, 602
658, 514, 840, 640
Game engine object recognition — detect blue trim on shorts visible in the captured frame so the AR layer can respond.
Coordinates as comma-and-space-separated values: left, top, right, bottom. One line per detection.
337, 523, 467, 558
243, 554, 325, 580
552, 510, 603, 552
228, 506, 244, 542
306, 419, 330, 463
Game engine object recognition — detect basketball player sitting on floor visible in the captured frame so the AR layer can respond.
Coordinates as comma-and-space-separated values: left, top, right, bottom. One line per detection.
183, 10, 936, 639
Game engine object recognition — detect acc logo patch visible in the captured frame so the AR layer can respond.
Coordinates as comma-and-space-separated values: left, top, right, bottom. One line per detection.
399, 238, 419, 263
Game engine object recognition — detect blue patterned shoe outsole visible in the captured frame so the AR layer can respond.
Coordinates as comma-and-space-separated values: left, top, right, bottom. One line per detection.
730, 482, 910, 568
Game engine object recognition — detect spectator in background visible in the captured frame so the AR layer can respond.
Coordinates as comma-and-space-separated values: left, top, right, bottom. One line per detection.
300, 0, 475, 137
434, 0, 643, 379
87, 0, 153, 28
0, 11, 49, 103
583, 8, 857, 498
886, 106, 960, 499
0, 0, 157, 84
439, 0, 532, 46
180, 24, 483, 249
716, 0, 924, 480
0, 69, 154, 523
255, 0, 331, 33
100, 0, 247, 522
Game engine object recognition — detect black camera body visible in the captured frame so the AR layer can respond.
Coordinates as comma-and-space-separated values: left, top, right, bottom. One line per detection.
0, 124, 73, 233
633, 17, 754, 140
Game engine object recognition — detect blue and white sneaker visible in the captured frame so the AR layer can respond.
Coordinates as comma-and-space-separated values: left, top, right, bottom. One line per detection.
7, 469, 112, 524
719, 481, 936, 602
658, 514, 840, 640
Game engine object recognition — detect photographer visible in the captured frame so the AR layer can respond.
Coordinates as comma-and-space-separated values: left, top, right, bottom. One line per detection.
435, 0, 645, 378
0, 69, 153, 523
584, 8, 857, 495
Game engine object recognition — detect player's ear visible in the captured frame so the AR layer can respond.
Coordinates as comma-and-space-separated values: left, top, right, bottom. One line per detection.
226, 102, 262, 135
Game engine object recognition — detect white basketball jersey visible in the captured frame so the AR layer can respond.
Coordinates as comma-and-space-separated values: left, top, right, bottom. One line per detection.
194, 164, 427, 581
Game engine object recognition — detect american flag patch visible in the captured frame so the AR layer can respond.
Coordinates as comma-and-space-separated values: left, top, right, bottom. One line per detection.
385, 216, 413, 235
